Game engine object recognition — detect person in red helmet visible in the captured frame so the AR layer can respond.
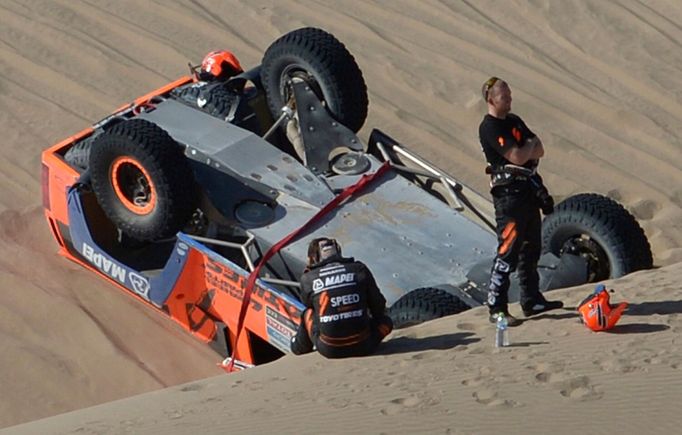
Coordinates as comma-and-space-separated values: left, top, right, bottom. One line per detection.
198, 50, 243, 81
290, 237, 393, 358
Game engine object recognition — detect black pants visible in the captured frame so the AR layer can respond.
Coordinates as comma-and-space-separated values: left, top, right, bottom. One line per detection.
290, 308, 393, 358
487, 183, 543, 314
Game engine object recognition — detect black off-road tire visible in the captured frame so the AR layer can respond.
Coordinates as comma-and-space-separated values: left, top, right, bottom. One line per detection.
89, 119, 197, 242
261, 27, 368, 133
172, 83, 240, 120
388, 287, 470, 329
542, 193, 653, 281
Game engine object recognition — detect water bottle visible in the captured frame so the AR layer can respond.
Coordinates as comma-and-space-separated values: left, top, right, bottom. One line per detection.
495, 313, 510, 347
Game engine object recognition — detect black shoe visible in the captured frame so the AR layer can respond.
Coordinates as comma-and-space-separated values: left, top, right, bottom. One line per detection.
489, 312, 522, 327
522, 298, 564, 317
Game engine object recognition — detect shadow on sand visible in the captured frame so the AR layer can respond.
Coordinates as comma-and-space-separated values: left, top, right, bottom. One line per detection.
522, 310, 577, 322
507, 341, 550, 347
625, 300, 682, 316
377, 332, 479, 355
518, 307, 670, 334
608, 323, 670, 334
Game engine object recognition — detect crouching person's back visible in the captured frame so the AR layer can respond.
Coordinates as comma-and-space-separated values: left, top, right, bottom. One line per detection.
290, 237, 393, 358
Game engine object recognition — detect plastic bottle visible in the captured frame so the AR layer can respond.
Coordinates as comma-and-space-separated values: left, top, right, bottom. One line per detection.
495, 313, 510, 347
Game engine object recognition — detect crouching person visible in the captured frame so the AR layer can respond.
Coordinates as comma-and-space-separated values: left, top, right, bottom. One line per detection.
290, 237, 393, 358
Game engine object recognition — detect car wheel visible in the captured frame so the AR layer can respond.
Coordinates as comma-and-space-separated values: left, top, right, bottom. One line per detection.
388, 287, 470, 329
260, 27, 368, 133
542, 193, 653, 281
89, 119, 197, 242
172, 83, 240, 120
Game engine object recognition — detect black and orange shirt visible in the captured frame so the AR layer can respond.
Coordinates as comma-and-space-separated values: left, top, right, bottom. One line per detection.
479, 113, 536, 168
299, 257, 387, 342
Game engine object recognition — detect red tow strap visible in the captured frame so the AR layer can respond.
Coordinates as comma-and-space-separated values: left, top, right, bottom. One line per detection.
226, 161, 391, 372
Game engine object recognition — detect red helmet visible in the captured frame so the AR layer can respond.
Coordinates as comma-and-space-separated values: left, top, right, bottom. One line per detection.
577, 285, 627, 331
200, 50, 243, 79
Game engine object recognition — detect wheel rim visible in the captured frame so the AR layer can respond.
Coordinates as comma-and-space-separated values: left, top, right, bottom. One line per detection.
110, 156, 156, 215
561, 235, 610, 282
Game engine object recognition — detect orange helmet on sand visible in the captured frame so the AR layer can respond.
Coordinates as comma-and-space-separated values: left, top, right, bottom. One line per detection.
577, 284, 627, 331
200, 50, 243, 80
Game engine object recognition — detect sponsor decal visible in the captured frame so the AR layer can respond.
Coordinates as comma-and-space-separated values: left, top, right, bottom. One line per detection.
266, 316, 294, 338
82, 242, 150, 299
494, 258, 511, 273
312, 273, 355, 293
319, 265, 346, 276
324, 273, 354, 287
129, 272, 150, 298
266, 307, 296, 352
176, 242, 188, 257
203, 257, 302, 319
330, 293, 360, 307
266, 306, 297, 331
512, 127, 521, 143
82, 242, 126, 284
320, 309, 364, 323
266, 325, 292, 353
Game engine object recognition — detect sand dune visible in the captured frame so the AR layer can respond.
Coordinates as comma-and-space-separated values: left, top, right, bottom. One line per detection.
9, 263, 682, 435
0, 0, 680, 432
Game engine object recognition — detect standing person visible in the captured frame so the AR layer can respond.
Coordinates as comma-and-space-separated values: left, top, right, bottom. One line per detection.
478, 77, 563, 326
290, 237, 393, 358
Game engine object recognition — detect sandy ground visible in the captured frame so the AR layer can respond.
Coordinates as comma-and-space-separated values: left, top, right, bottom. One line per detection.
0, 0, 680, 433
7, 263, 682, 435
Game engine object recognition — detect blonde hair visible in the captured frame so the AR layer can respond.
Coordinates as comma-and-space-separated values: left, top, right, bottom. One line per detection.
481, 76, 506, 102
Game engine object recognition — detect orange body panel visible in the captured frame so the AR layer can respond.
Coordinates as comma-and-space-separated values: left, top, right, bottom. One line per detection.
161, 248, 303, 364
41, 128, 92, 224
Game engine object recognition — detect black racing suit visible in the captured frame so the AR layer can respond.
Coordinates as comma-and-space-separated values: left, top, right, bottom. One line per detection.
290, 256, 393, 358
479, 113, 550, 314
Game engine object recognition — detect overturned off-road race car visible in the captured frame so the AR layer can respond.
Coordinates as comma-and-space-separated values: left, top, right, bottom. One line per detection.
41, 27, 652, 370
